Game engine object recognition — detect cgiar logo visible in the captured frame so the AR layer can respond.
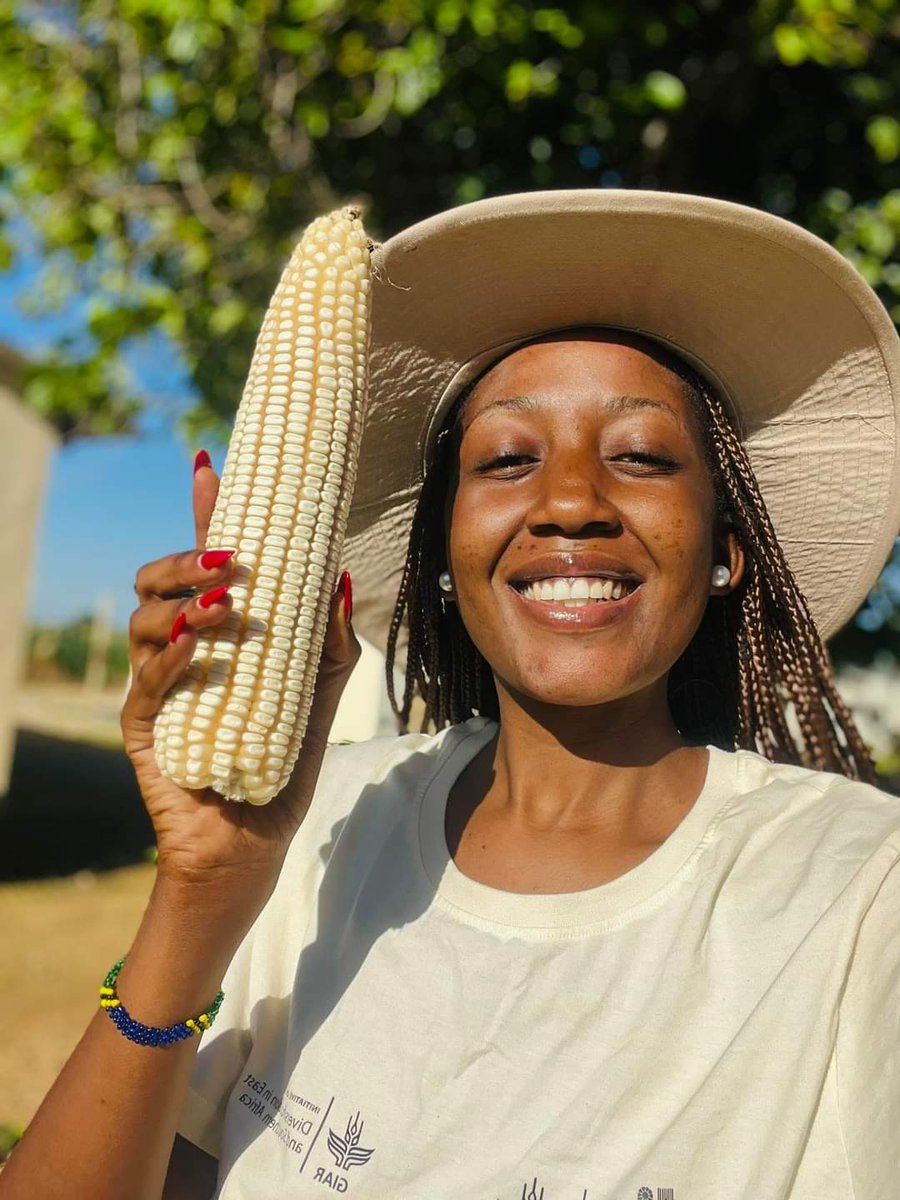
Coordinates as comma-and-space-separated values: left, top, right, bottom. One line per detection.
327, 1111, 375, 1171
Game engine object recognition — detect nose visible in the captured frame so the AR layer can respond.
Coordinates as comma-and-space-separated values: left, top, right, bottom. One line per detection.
525, 449, 621, 536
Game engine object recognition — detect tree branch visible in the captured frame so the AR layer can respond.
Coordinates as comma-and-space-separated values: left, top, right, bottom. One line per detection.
175, 147, 253, 241
113, 17, 142, 160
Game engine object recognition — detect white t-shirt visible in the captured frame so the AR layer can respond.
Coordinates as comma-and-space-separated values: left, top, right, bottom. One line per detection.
177, 716, 900, 1199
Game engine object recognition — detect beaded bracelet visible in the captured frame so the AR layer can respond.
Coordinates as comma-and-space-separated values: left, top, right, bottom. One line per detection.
99, 958, 225, 1047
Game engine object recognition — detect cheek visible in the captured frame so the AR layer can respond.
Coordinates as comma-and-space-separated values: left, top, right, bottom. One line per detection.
449, 487, 514, 573
640, 484, 715, 561
447, 492, 472, 571
632, 495, 717, 624
646, 517, 706, 577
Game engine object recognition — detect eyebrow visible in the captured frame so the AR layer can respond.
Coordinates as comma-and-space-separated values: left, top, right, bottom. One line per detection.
463, 392, 679, 431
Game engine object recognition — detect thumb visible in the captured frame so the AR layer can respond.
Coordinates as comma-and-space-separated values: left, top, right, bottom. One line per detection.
306, 572, 361, 734
277, 573, 361, 816
192, 449, 220, 548
320, 570, 359, 670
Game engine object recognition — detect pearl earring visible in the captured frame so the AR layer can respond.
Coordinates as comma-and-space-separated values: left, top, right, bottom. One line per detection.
438, 570, 453, 593
711, 564, 731, 588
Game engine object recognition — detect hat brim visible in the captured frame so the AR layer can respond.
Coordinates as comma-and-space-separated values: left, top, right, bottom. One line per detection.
343, 189, 900, 661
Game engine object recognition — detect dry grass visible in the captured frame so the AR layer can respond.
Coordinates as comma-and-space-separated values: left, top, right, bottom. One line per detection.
0, 864, 154, 1129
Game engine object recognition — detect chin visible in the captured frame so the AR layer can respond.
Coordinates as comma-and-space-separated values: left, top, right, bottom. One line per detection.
508, 670, 639, 711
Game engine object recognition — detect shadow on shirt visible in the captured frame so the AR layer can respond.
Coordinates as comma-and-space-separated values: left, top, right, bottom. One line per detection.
222, 736, 479, 1178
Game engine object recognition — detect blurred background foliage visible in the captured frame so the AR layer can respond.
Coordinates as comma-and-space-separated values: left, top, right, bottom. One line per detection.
26, 620, 131, 685
0, 0, 899, 661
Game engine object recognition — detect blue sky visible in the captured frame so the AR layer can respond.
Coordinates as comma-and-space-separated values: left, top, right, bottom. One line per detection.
31, 425, 206, 629
2, 226, 204, 632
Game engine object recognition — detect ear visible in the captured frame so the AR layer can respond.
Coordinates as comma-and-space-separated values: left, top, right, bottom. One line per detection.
710, 524, 745, 596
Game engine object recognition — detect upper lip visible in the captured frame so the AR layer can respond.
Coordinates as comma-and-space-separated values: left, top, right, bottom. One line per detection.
507, 553, 645, 587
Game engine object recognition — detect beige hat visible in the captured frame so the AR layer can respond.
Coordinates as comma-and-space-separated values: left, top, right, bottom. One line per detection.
341, 189, 900, 658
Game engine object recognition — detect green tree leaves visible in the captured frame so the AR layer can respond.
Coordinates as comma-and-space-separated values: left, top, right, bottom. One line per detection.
0, 0, 897, 448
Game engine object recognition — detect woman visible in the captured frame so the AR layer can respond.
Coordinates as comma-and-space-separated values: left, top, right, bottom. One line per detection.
3, 191, 899, 1199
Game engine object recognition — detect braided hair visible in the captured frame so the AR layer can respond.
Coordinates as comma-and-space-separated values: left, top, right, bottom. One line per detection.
385, 344, 876, 783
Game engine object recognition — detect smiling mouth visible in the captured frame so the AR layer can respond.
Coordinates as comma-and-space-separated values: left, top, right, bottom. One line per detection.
511, 576, 641, 607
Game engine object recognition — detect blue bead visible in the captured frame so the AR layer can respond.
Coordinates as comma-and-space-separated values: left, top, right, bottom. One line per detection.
101, 964, 221, 1048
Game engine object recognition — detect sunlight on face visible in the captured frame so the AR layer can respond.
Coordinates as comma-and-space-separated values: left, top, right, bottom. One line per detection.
447, 332, 721, 710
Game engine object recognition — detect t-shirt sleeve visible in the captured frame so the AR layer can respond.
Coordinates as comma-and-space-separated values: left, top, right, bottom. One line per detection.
835, 839, 900, 1197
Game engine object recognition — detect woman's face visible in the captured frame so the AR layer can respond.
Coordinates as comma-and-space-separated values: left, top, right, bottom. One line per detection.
446, 332, 740, 710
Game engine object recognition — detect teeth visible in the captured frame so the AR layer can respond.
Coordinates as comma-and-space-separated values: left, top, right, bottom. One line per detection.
519, 576, 633, 604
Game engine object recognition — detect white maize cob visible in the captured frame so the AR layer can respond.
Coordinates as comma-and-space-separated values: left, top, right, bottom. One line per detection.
153, 206, 372, 804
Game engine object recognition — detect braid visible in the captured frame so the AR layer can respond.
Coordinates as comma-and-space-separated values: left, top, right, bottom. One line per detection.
386, 408, 499, 732
669, 371, 875, 781
385, 356, 876, 784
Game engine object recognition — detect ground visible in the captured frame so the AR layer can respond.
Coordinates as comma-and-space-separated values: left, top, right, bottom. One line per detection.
0, 863, 154, 1130
0, 681, 154, 1138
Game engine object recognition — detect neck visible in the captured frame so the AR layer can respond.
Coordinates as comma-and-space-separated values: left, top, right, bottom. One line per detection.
469, 679, 703, 836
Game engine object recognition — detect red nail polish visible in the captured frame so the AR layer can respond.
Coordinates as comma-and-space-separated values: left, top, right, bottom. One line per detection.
198, 585, 230, 609
193, 449, 211, 475
169, 612, 187, 643
199, 549, 235, 570
337, 570, 352, 623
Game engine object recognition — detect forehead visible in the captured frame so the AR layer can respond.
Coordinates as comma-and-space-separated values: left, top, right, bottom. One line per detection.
461, 333, 692, 428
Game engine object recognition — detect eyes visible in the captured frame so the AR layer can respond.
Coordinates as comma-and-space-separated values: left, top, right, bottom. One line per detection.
473, 452, 539, 474
474, 450, 681, 476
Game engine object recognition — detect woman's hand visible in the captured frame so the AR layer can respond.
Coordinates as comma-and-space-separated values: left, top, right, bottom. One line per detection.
120, 455, 362, 889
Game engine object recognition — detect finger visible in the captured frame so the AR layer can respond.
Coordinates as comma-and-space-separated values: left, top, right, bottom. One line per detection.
193, 448, 220, 549
307, 572, 362, 718
123, 591, 235, 748
124, 617, 201, 725
278, 576, 361, 817
133, 547, 237, 604
129, 587, 234, 666
319, 570, 359, 670
124, 581, 235, 723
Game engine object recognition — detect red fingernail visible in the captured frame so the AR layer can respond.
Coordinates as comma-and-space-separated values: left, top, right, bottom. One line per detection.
193, 449, 211, 475
198, 585, 230, 609
169, 612, 188, 643
199, 549, 235, 570
337, 570, 352, 624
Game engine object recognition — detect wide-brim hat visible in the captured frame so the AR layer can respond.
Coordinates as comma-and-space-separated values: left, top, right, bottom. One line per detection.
341, 189, 900, 660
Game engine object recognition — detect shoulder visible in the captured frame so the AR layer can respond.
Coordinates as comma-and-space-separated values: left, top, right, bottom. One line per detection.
715, 745, 900, 884
290, 715, 495, 856
317, 715, 491, 802
734, 748, 900, 833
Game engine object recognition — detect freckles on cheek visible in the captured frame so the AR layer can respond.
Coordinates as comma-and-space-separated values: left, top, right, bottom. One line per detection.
650, 531, 687, 561
451, 519, 484, 562
454, 542, 481, 581
451, 494, 512, 577
644, 494, 712, 569
646, 518, 690, 564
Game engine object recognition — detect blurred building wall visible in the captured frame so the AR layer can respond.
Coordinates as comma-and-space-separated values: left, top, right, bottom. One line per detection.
835, 664, 900, 762
329, 634, 402, 742
0, 344, 59, 794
